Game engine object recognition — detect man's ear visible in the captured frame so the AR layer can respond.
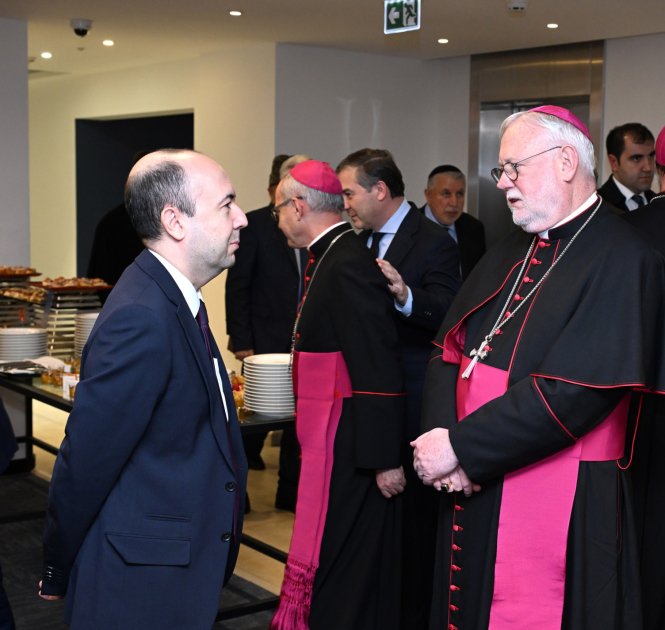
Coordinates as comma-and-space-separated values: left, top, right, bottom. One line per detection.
292, 197, 305, 221
558, 145, 579, 182
161, 205, 186, 241
374, 180, 389, 202
608, 153, 620, 174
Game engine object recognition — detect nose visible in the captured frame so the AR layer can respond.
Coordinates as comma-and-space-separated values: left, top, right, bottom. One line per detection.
233, 205, 248, 228
343, 198, 352, 211
496, 171, 512, 191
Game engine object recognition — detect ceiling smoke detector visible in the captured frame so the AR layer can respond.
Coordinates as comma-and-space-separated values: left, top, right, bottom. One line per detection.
506, 0, 528, 12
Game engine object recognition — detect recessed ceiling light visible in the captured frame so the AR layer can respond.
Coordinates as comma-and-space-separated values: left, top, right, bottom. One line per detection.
547, 23, 558, 29
102, 39, 114, 47
229, 10, 242, 17
437, 38, 449, 44
40, 51, 52, 59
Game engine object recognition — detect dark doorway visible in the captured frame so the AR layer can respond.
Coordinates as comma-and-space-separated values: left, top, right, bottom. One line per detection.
75, 113, 194, 276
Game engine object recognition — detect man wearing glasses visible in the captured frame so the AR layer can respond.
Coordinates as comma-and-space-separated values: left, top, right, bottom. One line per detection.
413, 105, 665, 629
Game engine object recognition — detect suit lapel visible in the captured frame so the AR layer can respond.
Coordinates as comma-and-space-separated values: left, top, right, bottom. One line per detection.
136, 252, 238, 472
177, 305, 238, 472
383, 207, 418, 268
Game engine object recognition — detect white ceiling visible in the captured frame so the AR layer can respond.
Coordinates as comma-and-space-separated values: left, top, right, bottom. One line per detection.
1, 0, 664, 78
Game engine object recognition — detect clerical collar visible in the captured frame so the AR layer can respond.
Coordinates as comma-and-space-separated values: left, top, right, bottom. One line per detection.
308, 222, 352, 259
308, 221, 347, 251
148, 249, 202, 317
538, 192, 599, 240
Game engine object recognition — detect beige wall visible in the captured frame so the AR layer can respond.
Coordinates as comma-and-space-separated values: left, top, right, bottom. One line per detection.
22, 31, 665, 368
29, 45, 277, 370
275, 45, 470, 207
0, 18, 29, 265
601, 32, 665, 184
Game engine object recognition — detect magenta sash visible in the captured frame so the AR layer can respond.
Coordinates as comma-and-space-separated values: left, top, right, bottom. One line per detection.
456, 356, 628, 630
271, 351, 352, 630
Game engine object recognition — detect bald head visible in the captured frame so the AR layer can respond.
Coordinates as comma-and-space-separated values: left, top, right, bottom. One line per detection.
125, 149, 201, 242
124, 149, 247, 288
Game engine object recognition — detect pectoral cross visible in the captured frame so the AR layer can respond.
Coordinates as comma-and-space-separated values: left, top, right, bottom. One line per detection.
461, 336, 491, 380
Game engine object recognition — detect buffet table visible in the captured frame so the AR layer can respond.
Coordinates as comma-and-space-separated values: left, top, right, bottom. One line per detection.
0, 373, 292, 621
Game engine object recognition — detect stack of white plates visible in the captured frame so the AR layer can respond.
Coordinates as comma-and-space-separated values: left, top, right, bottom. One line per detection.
74, 312, 99, 357
243, 353, 295, 417
0, 327, 48, 361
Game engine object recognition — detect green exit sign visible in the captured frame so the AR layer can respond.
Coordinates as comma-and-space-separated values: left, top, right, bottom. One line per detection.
384, 0, 420, 34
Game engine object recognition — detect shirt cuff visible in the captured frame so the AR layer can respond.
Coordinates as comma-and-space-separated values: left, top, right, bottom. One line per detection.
394, 287, 413, 317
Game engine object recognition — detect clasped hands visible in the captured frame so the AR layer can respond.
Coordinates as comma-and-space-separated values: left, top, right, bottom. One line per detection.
411, 428, 481, 497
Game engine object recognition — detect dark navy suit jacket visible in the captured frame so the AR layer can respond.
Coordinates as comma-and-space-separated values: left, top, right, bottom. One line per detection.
363, 206, 460, 438
598, 176, 655, 213
42, 250, 247, 629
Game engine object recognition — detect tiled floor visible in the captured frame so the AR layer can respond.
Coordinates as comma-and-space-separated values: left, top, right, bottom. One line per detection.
31, 401, 293, 595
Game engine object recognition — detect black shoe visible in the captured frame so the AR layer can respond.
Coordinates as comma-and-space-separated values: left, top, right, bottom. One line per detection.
247, 456, 266, 470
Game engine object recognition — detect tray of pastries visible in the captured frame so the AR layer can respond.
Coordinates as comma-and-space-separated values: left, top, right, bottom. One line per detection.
36, 277, 112, 291
0, 265, 40, 278
0, 286, 48, 304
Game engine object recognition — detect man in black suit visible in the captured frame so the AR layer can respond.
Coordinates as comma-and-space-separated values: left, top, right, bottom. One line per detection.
623, 124, 665, 630
598, 122, 656, 212
225, 154, 305, 509
421, 164, 486, 280
337, 148, 460, 629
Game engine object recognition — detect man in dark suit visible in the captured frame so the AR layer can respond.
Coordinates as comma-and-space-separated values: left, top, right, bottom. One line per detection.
337, 148, 460, 629
225, 154, 307, 509
623, 124, 665, 630
421, 164, 486, 280
39, 149, 249, 629
598, 122, 656, 211
0, 399, 18, 629
225, 154, 293, 473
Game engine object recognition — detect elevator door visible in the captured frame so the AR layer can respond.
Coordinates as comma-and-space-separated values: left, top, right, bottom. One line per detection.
477, 98, 590, 247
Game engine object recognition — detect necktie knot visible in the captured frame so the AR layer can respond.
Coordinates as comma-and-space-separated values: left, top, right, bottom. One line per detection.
196, 300, 209, 328
369, 232, 385, 259
631, 194, 645, 208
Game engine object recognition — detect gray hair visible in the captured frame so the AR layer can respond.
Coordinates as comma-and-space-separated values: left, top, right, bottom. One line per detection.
501, 111, 596, 179
280, 173, 344, 214
279, 154, 311, 180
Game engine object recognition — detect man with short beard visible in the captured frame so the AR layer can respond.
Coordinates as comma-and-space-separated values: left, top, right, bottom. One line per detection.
413, 106, 665, 629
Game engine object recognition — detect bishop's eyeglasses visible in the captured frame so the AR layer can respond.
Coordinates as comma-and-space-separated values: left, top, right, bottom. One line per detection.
490, 146, 562, 183
271, 196, 303, 221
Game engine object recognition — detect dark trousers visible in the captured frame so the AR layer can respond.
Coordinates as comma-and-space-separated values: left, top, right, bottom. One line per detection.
275, 426, 300, 511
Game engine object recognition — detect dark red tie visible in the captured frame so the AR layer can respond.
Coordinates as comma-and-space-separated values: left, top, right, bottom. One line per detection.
195, 300, 215, 361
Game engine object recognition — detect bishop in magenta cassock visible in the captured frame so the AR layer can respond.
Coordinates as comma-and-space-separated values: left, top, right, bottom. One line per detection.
271, 160, 406, 630
413, 106, 665, 630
